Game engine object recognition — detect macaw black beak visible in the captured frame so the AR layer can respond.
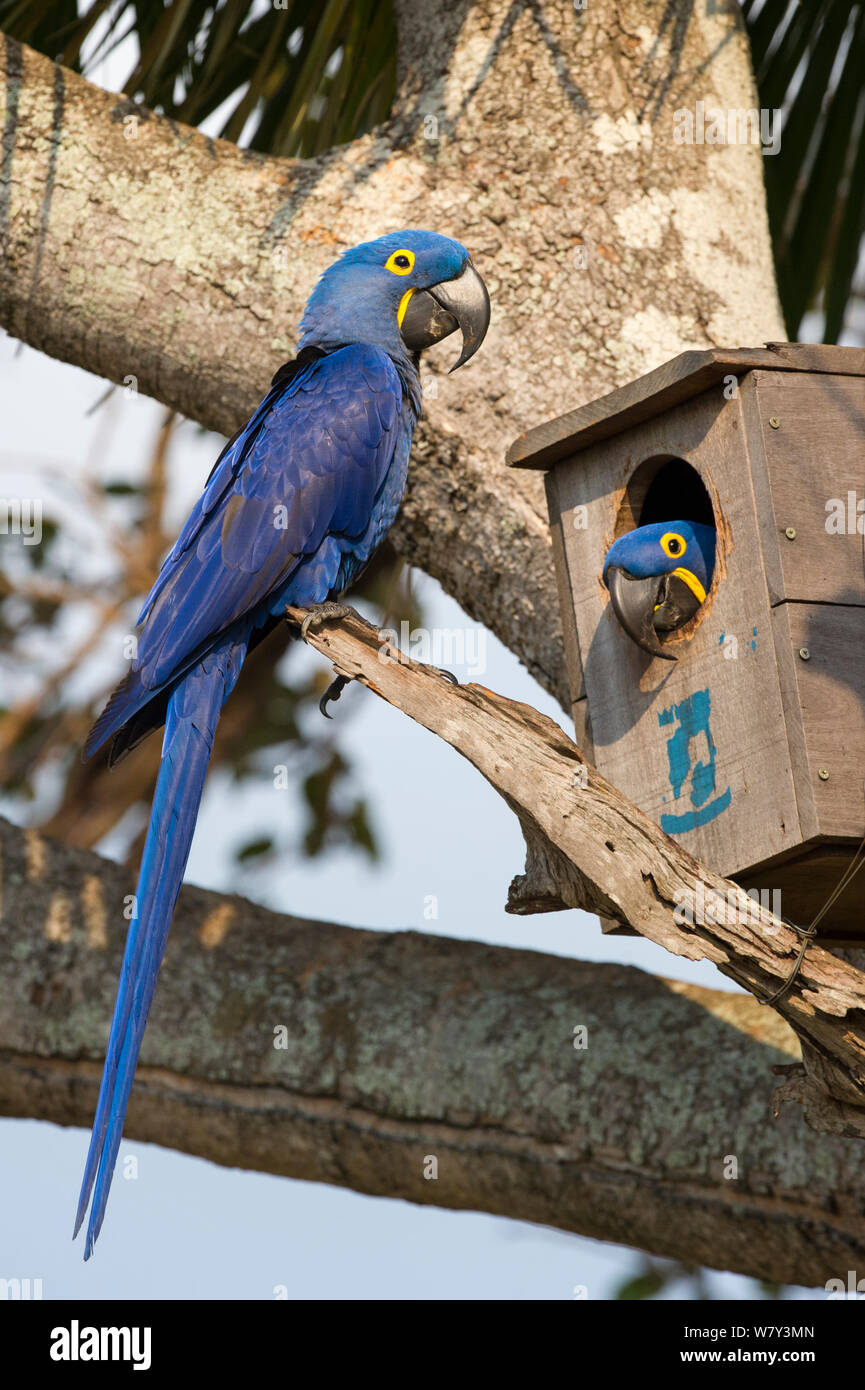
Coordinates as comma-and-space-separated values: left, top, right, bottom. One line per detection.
605, 567, 704, 661
399, 261, 491, 371
653, 571, 705, 632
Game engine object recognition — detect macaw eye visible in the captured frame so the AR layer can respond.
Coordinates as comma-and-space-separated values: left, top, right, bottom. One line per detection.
385, 249, 415, 275
661, 531, 686, 559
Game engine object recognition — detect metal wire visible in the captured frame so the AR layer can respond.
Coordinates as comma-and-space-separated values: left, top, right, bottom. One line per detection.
758, 832, 865, 1006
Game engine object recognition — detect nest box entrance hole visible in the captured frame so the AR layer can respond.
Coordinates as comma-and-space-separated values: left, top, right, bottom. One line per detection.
614, 455, 715, 534
612, 455, 721, 641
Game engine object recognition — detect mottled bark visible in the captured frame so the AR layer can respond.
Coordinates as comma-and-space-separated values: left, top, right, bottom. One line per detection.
0, 1, 784, 703
4, 809, 865, 1290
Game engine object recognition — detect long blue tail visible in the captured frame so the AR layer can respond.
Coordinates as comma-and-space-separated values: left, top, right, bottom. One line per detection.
74, 636, 247, 1258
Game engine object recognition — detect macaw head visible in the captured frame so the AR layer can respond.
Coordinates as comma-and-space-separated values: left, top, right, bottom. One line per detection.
602, 519, 716, 660
298, 230, 491, 372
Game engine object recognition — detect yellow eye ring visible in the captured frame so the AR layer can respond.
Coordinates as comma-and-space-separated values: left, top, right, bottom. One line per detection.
660, 531, 686, 559
385, 249, 415, 275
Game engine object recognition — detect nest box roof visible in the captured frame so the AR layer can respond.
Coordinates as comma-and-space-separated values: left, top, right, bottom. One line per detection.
506, 342, 865, 472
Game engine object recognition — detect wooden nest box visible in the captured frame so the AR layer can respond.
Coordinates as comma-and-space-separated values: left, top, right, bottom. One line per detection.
508, 344, 865, 945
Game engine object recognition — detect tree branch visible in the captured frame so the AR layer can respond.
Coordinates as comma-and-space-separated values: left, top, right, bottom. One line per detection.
0, 2, 785, 704
285, 605, 865, 1134
4, 807, 865, 1288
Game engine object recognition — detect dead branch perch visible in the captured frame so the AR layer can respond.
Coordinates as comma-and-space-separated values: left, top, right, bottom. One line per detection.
286, 604, 865, 1137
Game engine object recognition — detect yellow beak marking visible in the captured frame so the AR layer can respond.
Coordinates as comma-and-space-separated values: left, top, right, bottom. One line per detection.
672, 567, 707, 604
397, 288, 415, 328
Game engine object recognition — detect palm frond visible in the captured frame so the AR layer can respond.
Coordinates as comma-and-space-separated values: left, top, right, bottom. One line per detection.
746, 0, 865, 342
0, 0, 396, 159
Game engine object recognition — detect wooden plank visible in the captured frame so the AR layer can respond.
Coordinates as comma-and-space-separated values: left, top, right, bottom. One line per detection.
507, 344, 865, 472
553, 384, 805, 878
770, 601, 865, 840
745, 371, 865, 606
571, 695, 592, 756
544, 470, 586, 703
735, 846, 865, 945
756, 582, 819, 844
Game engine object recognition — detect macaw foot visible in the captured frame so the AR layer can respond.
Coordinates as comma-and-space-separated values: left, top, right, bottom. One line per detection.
318, 659, 455, 720
319, 673, 351, 719
299, 602, 358, 641
294, 604, 359, 718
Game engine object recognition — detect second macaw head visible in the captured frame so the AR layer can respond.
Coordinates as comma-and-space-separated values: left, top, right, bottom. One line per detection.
298, 230, 490, 372
602, 519, 716, 660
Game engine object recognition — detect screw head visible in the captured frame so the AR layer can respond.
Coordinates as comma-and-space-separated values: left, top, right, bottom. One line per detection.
785, 527, 797, 540
798, 647, 810, 660
818, 767, 830, 781
769, 416, 781, 429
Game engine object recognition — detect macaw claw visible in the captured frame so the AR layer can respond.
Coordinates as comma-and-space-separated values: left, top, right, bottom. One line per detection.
319, 673, 351, 718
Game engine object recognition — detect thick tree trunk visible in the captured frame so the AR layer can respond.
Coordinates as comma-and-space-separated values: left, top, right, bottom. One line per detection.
5, 809, 865, 1290
0, 2, 784, 702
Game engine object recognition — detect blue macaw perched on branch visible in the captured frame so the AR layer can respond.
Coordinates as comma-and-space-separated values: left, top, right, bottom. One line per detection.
602, 520, 716, 659
74, 230, 490, 1257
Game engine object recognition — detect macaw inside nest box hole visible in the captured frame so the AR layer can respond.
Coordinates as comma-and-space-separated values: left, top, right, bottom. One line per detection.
508, 344, 865, 946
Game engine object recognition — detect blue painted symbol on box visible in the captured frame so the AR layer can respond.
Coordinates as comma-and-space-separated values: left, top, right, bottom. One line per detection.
658, 688, 731, 833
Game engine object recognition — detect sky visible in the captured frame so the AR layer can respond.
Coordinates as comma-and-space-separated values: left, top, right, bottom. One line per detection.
0, 9, 827, 1302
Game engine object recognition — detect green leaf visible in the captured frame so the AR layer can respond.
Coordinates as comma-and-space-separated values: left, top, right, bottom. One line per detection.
778, 7, 865, 332
102, 479, 141, 495
824, 92, 865, 341
235, 834, 274, 861
748, 0, 865, 341
0, 1, 397, 161
747, 0, 793, 74
615, 1271, 667, 1300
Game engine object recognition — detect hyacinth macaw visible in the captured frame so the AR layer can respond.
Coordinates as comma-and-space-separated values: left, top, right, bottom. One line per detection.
74, 230, 490, 1257
602, 519, 716, 659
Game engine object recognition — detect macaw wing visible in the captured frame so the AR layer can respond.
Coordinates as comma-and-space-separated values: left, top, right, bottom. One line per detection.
85, 345, 402, 758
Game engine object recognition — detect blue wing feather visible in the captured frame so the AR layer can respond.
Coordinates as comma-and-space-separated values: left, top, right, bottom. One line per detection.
75, 343, 415, 1255
85, 345, 406, 760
